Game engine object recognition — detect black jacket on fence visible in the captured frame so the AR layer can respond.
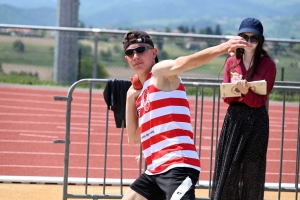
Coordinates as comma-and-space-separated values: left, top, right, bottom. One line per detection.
103, 79, 132, 128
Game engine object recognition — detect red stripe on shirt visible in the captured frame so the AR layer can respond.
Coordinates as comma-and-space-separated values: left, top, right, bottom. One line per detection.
142, 129, 194, 150
140, 114, 191, 134
145, 143, 198, 165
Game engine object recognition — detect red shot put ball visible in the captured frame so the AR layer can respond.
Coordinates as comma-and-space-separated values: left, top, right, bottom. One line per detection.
131, 74, 143, 90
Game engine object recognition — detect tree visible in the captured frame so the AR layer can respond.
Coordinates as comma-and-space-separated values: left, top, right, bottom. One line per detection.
215, 24, 222, 35
206, 26, 214, 35
199, 26, 214, 35
177, 25, 189, 33
191, 26, 196, 33
164, 27, 171, 32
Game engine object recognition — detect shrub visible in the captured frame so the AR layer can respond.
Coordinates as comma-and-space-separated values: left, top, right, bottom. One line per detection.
79, 57, 109, 79
78, 43, 92, 57
99, 49, 113, 61
13, 40, 25, 53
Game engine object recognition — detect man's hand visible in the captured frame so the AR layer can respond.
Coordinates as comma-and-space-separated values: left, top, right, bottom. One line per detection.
226, 36, 249, 56
127, 85, 141, 99
126, 87, 141, 145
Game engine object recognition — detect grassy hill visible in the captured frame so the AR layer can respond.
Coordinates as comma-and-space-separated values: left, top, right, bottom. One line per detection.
0, 4, 56, 26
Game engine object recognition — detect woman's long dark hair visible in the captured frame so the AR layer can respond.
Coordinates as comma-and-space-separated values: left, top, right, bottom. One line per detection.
218, 34, 269, 81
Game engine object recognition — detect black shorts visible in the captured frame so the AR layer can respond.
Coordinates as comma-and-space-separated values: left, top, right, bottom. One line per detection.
130, 167, 200, 200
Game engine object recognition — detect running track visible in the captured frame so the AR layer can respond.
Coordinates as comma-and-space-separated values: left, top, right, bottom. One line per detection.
0, 84, 299, 184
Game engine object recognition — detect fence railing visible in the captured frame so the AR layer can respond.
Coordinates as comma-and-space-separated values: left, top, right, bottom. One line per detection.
54, 78, 300, 200
1, 24, 300, 83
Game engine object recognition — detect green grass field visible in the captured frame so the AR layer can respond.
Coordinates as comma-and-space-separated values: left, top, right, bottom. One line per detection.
0, 41, 54, 66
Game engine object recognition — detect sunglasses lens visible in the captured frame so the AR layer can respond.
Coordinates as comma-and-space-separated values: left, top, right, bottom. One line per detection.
241, 35, 258, 44
125, 49, 134, 56
242, 35, 249, 42
250, 37, 258, 44
135, 46, 146, 53
125, 46, 147, 56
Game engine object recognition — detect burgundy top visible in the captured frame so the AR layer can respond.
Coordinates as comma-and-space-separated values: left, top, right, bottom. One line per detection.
223, 55, 277, 108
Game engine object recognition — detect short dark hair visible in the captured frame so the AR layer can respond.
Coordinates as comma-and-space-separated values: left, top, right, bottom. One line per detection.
122, 30, 158, 63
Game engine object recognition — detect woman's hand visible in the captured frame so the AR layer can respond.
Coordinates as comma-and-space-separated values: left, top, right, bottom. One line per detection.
236, 79, 249, 95
231, 72, 242, 83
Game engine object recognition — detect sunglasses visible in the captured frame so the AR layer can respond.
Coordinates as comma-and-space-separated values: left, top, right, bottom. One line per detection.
240, 34, 259, 44
125, 46, 153, 56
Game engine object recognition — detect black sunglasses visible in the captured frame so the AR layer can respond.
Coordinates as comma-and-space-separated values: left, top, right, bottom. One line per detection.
240, 34, 259, 44
125, 46, 153, 56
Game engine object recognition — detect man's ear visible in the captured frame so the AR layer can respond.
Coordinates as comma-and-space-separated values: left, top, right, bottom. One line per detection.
125, 56, 129, 63
153, 48, 158, 59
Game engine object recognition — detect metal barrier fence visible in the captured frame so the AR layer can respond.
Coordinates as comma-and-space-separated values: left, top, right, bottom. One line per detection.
1, 24, 300, 83
54, 78, 300, 200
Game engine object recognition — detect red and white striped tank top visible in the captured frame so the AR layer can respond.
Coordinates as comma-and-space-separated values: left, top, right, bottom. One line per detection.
136, 72, 201, 175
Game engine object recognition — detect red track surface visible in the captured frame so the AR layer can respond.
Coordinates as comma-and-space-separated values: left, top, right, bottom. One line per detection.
0, 84, 299, 184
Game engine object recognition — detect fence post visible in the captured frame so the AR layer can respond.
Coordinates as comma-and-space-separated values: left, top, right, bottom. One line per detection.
93, 31, 99, 80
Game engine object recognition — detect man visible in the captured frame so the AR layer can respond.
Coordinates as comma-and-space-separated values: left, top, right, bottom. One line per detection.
123, 30, 248, 200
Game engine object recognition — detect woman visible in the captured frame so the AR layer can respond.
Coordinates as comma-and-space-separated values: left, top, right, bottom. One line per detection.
211, 18, 277, 200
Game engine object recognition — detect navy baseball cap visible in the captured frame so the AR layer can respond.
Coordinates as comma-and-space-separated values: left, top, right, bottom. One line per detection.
122, 30, 158, 63
238, 18, 263, 35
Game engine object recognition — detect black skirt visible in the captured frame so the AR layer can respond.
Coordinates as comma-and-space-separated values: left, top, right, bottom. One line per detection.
211, 102, 269, 200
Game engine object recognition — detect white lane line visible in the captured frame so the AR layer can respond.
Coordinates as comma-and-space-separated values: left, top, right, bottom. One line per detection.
0, 105, 68, 113
0, 112, 113, 120
0, 140, 297, 152
0, 129, 124, 136
0, 120, 297, 134
1, 107, 297, 120
0, 120, 67, 125
1, 125, 298, 138
188, 105, 299, 114
0, 151, 137, 158
1, 102, 298, 116
56, 126, 94, 131
0, 151, 297, 163
0, 120, 115, 126
0, 165, 297, 177
270, 116, 299, 121
0, 105, 106, 113
1, 129, 299, 141
0, 140, 133, 146
0, 91, 63, 97
0, 91, 103, 99
0, 175, 135, 185
201, 135, 299, 142
20, 133, 59, 139
0, 98, 106, 108
194, 127, 298, 132
0, 164, 138, 171
0, 140, 56, 144
191, 119, 296, 125
1, 129, 298, 141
